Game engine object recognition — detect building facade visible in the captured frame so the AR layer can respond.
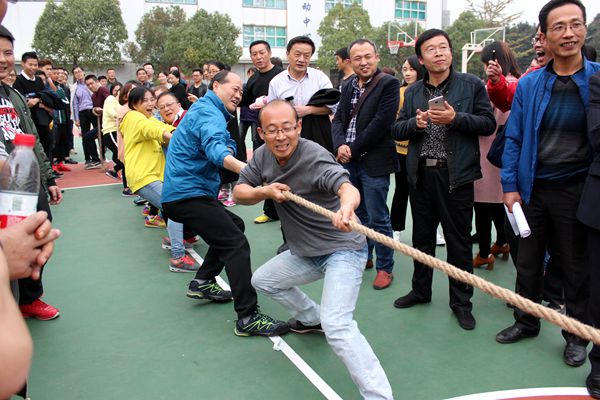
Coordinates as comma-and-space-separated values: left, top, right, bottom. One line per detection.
5, 0, 445, 69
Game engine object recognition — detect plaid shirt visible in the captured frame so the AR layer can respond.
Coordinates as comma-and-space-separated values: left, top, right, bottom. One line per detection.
344, 75, 372, 144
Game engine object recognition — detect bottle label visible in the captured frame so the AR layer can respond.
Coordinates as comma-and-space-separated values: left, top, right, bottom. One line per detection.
0, 192, 38, 228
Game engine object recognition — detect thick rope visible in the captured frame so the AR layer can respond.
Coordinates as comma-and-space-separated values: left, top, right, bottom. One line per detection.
282, 191, 600, 346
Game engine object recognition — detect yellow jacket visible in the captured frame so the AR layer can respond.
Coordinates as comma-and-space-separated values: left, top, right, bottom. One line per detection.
102, 95, 119, 134
396, 86, 409, 155
119, 110, 174, 193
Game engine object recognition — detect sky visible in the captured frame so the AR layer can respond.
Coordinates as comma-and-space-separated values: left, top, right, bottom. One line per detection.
449, 0, 600, 25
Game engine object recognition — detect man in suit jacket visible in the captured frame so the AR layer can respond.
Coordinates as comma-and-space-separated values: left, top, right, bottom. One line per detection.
579, 70, 600, 399
332, 38, 400, 290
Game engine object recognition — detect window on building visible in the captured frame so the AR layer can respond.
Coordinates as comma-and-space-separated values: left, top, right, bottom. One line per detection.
395, 0, 426, 20
243, 25, 287, 48
242, 0, 286, 9
324, 0, 363, 12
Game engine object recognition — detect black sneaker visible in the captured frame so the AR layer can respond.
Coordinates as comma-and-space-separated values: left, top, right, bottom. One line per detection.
186, 279, 233, 302
133, 196, 148, 206
234, 311, 289, 337
288, 318, 323, 334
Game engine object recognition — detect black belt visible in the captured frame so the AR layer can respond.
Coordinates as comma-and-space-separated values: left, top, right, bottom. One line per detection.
420, 158, 447, 168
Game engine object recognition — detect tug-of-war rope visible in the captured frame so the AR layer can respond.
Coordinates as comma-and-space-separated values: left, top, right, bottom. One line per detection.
282, 191, 600, 346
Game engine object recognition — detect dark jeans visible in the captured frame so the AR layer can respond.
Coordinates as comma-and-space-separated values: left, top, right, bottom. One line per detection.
513, 180, 588, 341
18, 185, 52, 305
78, 109, 99, 162
53, 122, 70, 162
35, 123, 52, 163
409, 164, 474, 311
343, 160, 394, 272
103, 132, 127, 188
474, 202, 506, 256
587, 227, 600, 373
391, 154, 409, 232
162, 196, 257, 319
240, 120, 262, 151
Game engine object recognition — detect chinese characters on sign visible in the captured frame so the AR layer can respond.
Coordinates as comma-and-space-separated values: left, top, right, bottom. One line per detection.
301, 2, 312, 35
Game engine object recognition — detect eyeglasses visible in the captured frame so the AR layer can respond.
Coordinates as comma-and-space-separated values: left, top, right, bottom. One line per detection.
549, 21, 586, 35
423, 44, 451, 55
263, 125, 297, 137
158, 101, 178, 110
531, 36, 542, 45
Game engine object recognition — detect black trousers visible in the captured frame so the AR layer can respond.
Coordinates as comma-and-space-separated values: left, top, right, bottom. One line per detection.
35, 123, 52, 163
103, 132, 127, 188
239, 120, 261, 151
409, 165, 474, 311
513, 180, 588, 340
587, 228, 600, 373
53, 122, 70, 162
18, 185, 52, 305
391, 154, 409, 232
162, 197, 257, 319
474, 202, 506, 256
78, 109, 99, 162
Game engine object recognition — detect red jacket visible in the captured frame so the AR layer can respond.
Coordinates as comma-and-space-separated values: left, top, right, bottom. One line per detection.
486, 66, 541, 112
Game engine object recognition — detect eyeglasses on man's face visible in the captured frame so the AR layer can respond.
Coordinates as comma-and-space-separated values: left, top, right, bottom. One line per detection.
263, 124, 297, 137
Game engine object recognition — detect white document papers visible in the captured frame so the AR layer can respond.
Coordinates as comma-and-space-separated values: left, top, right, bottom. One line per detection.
504, 203, 531, 238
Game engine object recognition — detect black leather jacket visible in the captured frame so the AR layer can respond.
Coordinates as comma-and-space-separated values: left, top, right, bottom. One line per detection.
393, 69, 495, 191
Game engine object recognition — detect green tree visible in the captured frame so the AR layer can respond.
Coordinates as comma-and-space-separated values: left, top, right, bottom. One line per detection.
446, 11, 489, 76
316, 3, 374, 70
33, 0, 127, 66
124, 6, 187, 68
164, 10, 241, 70
505, 22, 536, 73
372, 21, 423, 74
586, 13, 600, 58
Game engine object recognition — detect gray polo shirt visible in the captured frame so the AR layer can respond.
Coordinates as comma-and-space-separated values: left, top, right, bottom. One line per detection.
239, 138, 366, 257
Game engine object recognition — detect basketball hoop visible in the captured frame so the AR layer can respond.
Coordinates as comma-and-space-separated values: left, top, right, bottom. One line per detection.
387, 40, 402, 55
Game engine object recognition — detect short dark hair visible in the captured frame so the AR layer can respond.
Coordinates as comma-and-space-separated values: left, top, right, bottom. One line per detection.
38, 59, 53, 68
206, 60, 228, 71
415, 29, 453, 58
250, 40, 271, 53
98, 75, 107, 81
271, 57, 283, 68
107, 67, 115, 72
169, 69, 181, 79
21, 51, 38, 63
191, 68, 203, 74
72, 65, 83, 73
286, 36, 315, 55
136, 67, 147, 75
143, 62, 154, 68
127, 86, 152, 110
334, 47, 349, 60
538, 0, 586, 34
258, 99, 299, 128
209, 70, 232, 90
348, 39, 378, 56
84, 74, 97, 82
0, 25, 15, 44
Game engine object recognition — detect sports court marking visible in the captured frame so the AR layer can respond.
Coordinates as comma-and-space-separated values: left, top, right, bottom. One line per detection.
187, 248, 343, 400
61, 182, 121, 191
445, 387, 591, 399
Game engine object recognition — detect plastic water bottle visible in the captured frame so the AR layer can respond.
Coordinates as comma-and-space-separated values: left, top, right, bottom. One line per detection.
0, 134, 39, 228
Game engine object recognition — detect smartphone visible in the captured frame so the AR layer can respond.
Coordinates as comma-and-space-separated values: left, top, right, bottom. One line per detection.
428, 95, 445, 111
492, 49, 496, 61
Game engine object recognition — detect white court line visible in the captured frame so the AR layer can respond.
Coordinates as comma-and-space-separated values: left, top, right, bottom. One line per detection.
62, 182, 121, 191
187, 248, 343, 400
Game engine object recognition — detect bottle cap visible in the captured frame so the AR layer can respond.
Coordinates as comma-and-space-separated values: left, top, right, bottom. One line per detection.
13, 134, 36, 148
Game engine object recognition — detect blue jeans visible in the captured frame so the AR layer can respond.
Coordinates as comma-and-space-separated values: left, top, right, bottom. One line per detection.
251, 247, 393, 400
137, 180, 185, 259
344, 160, 394, 272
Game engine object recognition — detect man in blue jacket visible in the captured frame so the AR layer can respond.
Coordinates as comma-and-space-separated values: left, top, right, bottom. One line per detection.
392, 29, 495, 330
162, 70, 288, 337
498, 0, 600, 368
331, 39, 400, 291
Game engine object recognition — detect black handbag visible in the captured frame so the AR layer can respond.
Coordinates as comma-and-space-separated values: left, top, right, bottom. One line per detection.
486, 124, 506, 168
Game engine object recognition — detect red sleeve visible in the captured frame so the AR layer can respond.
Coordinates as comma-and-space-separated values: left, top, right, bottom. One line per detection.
486, 74, 517, 113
